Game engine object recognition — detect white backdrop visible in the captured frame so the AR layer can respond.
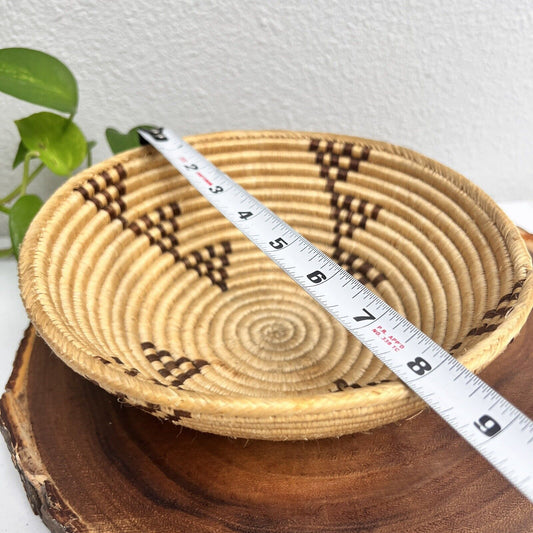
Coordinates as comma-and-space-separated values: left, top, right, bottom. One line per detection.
0, 1, 533, 530
0, 0, 532, 238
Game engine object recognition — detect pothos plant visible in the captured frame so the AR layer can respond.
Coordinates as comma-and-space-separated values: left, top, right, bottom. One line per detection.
0, 47, 147, 259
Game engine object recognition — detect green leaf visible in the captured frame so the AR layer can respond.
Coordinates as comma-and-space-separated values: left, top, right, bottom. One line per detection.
9, 194, 43, 259
12, 140, 28, 169
15, 112, 87, 175
106, 125, 155, 154
0, 48, 78, 114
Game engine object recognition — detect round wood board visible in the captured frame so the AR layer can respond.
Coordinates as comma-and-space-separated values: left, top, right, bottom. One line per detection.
1, 238, 532, 533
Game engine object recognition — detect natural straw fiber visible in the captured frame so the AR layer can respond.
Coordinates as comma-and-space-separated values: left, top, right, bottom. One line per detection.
18, 130, 533, 440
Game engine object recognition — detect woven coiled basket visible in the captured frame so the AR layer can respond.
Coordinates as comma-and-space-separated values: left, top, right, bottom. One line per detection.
19, 130, 533, 440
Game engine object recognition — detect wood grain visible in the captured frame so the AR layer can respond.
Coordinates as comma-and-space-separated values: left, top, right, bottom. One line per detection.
1, 239, 532, 532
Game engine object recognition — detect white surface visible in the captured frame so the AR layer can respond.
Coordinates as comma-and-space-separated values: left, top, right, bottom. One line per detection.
0, 257, 48, 532
0, 209, 530, 529
499, 201, 533, 234
0, 0, 533, 239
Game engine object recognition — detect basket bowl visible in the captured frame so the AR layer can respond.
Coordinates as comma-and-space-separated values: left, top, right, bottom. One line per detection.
19, 130, 533, 440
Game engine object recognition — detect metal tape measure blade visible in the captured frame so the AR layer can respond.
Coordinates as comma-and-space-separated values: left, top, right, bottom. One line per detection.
138, 127, 533, 502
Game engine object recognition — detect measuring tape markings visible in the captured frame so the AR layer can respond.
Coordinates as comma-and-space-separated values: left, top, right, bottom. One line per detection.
139, 127, 533, 502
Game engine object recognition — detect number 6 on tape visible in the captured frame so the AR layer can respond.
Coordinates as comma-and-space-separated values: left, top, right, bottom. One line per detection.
139, 126, 533, 503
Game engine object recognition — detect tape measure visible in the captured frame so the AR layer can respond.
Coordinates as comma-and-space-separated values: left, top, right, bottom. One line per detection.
139, 127, 533, 503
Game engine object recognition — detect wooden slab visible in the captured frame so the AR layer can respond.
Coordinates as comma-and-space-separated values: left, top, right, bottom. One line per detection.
1, 237, 533, 532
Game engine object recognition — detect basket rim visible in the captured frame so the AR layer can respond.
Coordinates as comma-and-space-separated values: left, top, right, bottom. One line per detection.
18, 129, 533, 417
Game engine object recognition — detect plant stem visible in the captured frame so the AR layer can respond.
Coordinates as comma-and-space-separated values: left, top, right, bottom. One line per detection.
86, 141, 96, 168
21, 151, 40, 196
0, 161, 44, 205
0, 247, 13, 258
0, 204, 10, 214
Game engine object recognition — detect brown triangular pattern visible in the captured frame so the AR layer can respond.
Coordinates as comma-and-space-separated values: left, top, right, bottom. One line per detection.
140, 341, 209, 389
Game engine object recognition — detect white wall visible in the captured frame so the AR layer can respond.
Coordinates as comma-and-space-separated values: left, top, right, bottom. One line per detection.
1, 0, 532, 237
